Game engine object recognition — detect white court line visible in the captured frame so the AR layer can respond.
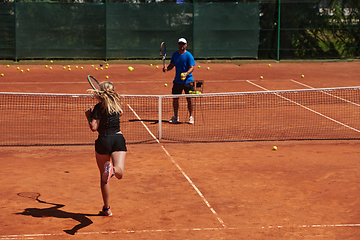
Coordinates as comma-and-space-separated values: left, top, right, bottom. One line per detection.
291, 79, 360, 107
126, 104, 227, 228
246, 80, 360, 133
2, 224, 360, 239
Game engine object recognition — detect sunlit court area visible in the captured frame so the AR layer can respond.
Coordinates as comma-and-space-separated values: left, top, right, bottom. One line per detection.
1, 0, 360, 239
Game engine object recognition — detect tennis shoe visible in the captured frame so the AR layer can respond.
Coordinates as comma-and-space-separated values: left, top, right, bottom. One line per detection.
102, 161, 114, 184
169, 116, 179, 123
189, 116, 194, 124
100, 206, 113, 217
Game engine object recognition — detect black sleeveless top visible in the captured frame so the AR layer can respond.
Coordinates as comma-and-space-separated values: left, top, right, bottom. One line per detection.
92, 102, 120, 136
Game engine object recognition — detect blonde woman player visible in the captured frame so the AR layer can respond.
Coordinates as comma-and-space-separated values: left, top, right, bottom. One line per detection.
85, 81, 126, 217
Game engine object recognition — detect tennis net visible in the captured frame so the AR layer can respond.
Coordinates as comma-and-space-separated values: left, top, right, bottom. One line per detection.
1, 86, 360, 146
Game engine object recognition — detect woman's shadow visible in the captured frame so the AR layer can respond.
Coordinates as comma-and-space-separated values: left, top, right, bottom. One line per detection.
16, 192, 101, 235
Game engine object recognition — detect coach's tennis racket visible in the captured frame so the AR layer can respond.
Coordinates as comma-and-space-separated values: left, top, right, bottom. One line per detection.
160, 42, 166, 68
87, 75, 101, 90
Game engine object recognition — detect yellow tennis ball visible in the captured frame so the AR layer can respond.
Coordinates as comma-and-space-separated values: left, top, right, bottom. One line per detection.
268, 64, 271, 67
150, 64, 153, 66
21, 69, 23, 72
50, 60, 53, 63
0, 73, 4, 77
81, 67, 84, 69
45, 65, 48, 68
105, 66, 108, 69
68, 68, 71, 71
128, 66, 133, 71
156, 66, 159, 69
91, 65, 94, 68
7, 65, 9, 68
76, 66, 78, 69
27, 69, 30, 72
106, 63, 109, 66
260, 76, 263, 79
181, 73, 185, 77
17, 67, 20, 70
164, 83, 167, 87
106, 76, 109, 79
95, 68, 98, 70
198, 65, 201, 68
63, 66, 66, 69
50, 67, 52, 70
273, 146, 277, 150
301, 75, 305, 78
207, 67, 210, 70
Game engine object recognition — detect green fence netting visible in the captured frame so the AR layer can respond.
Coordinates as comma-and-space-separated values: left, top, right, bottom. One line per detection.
0, 2, 260, 60
0, 1, 359, 60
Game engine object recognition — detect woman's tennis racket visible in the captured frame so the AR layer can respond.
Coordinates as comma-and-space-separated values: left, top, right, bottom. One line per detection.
18, 192, 41, 202
87, 75, 101, 90
160, 42, 166, 68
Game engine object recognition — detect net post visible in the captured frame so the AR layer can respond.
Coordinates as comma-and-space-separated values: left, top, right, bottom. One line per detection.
158, 96, 162, 140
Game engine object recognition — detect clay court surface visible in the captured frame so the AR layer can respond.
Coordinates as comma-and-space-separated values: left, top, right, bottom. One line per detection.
0, 61, 360, 239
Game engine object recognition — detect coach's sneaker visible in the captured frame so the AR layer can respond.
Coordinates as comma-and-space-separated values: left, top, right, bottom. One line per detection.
100, 206, 113, 217
102, 161, 114, 184
189, 116, 194, 124
169, 116, 179, 123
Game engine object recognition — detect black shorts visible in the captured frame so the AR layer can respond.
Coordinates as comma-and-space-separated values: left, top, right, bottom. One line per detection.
172, 82, 194, 94
95, 133, 127, 155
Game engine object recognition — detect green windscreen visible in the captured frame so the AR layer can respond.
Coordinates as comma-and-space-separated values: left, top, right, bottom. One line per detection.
0, 3, 15, 58
1, 2, 260, 59
106, 3, 194, 58
194, 3, 260, 58
15, 2, 106, 59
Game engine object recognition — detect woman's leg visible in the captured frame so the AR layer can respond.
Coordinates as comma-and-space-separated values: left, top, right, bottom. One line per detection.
95, 152, 111, 209
111, 151, 126, 179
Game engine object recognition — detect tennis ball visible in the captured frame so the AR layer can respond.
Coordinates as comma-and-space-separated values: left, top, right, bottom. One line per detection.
105, 66, 108, 69
273, 146, 277, 150
50, 60, 53, 63
95, 68, 98, 70
81, 67, 84, 69
207, 67, 210, 70
106, 63, 109, 66
27, 69, 30, 72
181, 73, 185, 77
198, 65, 201, 68
268, 64, 271, 67
76, 66, 78, 69
6, 65, 9, 68
106, 76, 109, 79
100, 67, 103, 70
189, 90, 194, 94
156, 66, 159, 69
63, 66, 66, 69
301, 75, 305, 78
91, 65, 94, 68
260, 76, 263, 79
50, 67, 52, 70
17, 67, 20, 70
128, 66, 133, 71
150, 64, 153, 66
21, 69, 23, 72
67, 65, 70, 68
164, 83, 167, 87
45, 65, 48, 68
1, 73, 4, 77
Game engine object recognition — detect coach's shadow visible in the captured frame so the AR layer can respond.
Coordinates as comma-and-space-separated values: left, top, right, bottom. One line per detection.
16, 197, 100, 235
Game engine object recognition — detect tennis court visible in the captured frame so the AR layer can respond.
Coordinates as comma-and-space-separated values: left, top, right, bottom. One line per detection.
0, 61, 360, 239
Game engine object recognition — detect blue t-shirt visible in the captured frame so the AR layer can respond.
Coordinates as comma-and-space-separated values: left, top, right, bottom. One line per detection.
170, 51, 196, 84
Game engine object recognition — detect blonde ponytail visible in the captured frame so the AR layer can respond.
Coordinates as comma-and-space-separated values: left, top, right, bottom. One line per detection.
88, 81, 123, 114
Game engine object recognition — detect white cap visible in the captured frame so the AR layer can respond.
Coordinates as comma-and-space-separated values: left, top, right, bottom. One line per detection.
178, 38, 187, 44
